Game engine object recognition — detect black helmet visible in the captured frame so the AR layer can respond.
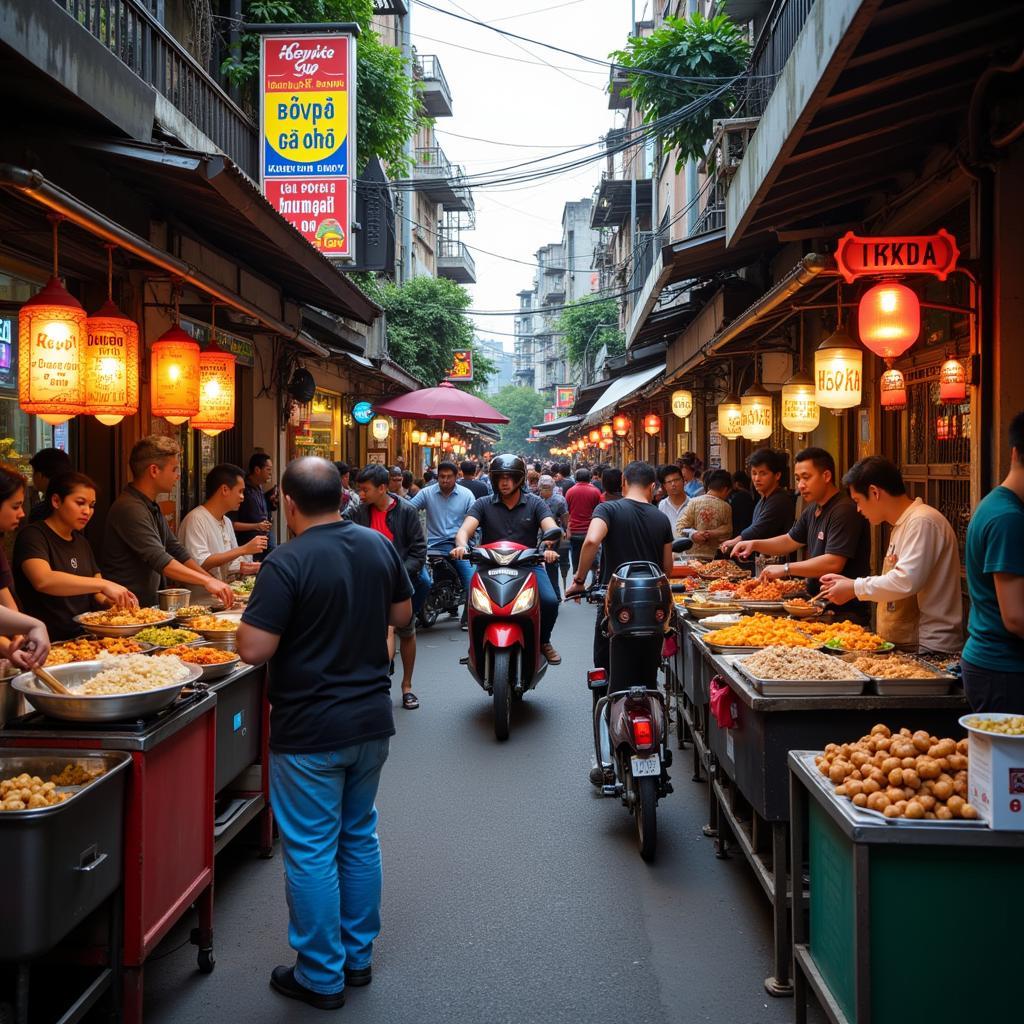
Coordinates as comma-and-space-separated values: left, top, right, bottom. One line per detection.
489, 454, 526, 491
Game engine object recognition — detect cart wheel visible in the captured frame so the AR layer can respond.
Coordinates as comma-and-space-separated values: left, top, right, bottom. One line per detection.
198, 948, 216, 974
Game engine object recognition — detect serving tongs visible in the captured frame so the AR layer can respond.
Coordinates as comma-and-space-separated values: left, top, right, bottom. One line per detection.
30, 665, 75, 696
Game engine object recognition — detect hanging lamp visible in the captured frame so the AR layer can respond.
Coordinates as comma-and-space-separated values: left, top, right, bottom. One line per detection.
600, 422, 613, 441
671, 389, 693, 419
815, 289, 863, 410
781, 318, 820, 433
740, 357, 773, 441
18, 216, 87, 425
643, 413, 662, 436
880, 367, 908, 410
192, 326, 236, 437
612, 413, 631, 437
858, 282, 920, 360
939, 357, 967, 404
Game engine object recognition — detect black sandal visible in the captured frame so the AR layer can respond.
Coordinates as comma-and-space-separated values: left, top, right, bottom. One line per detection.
402, 691, 420, 710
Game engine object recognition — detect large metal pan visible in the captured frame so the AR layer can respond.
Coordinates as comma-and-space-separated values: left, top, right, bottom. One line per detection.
154, 642, 241, 681
72, 609, 176, 638
10, 660, 203, 722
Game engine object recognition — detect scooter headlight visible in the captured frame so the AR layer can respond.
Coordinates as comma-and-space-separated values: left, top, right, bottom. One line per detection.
510, 584, 536, 615
470, 584, 493, 614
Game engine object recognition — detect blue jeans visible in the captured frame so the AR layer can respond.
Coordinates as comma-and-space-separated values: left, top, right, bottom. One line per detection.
270, 737, 391, 995
531, 565, 559, 645
412, 566, 431, 614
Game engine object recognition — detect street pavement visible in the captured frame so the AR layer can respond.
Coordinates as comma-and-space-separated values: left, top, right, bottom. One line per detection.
144, 598, 823, 1024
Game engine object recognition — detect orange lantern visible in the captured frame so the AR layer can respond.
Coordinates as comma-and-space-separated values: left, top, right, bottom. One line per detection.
612, 414, 631, 437
85, 299, 139, 426
588, 429, 600, 444
150, 325, 200, 425
939, 358, 967, 404
858, 283, 920, 360
599, 439, 612, 451
880, 368, 907, 410
18, 277, 87, 425
600, 423, 613, 441
643, 413, 662, 436
191, 341, 236, 436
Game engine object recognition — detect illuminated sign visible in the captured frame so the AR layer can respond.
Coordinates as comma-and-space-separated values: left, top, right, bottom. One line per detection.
352, 400, 374, 424
555, 385, 575, 409
447, 349, 473, 382
260, 31, 356, 258
834, 230, 959, 283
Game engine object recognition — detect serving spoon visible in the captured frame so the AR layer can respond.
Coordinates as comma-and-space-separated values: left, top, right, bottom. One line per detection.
31, 664, 75, 696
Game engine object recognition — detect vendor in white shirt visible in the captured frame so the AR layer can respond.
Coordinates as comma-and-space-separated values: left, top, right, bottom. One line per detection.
819, 456, 963, 655
179, 464, 266, 604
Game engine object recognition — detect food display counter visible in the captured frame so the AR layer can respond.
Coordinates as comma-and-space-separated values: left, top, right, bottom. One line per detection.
674, 623, 967, 997
789, 750, 1024, 1023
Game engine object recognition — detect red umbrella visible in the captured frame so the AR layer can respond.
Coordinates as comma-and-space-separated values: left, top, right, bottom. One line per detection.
373, 381, 509, 423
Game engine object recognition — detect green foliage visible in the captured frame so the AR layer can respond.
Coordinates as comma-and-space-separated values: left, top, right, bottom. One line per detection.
556, 296, 625, 372
377, 276, 495, 394
610, 11, 751, 172
222, 1, 426, 173
488, 385, 548, 456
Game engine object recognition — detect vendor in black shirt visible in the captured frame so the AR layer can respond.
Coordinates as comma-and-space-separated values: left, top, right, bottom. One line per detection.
733, 448, 871, 622
14, 472, 138, 640
452, 454, 563, 663
720, 448, 796, 560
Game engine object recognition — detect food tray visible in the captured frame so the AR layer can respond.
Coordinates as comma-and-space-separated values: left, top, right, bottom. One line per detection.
730, 654, 868, 696
189, 610, 242, 641
11, 660, 203, 722
839, 653, 954, 695
168, 642, 241, 681
684, 602, 745, 621
796, 752, 987, 828
735, 599, 786, 611
73, 609, 176, 638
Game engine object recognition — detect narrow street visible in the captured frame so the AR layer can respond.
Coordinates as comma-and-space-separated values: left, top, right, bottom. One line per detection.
144, 600, 822, 1024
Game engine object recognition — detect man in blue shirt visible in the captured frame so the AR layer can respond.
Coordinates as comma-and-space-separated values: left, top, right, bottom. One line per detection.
407, 460, 475, 626
962, 411, 1024, 710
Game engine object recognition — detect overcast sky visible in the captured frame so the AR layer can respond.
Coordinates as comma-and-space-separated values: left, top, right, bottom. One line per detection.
410, 0, 649, 348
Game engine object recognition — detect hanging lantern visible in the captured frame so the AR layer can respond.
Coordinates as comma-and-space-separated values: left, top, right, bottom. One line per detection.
670, 389, 693, 419
19, 277, 88, 426
814, 326, 863, 410
781, 371, 819, 433
880, 368, 908, 410
370, 416, 391, 442
643, 413, 662, 436
588, 429, 600, 444
858, 283, 920, 360
191, 341, 236, 437
600, 423, 613, 441
612, 414, 631, 437
150, 325, 200, 424
718, 393, 743, 440
939, 358, 967, 404
740, 380, 773, 442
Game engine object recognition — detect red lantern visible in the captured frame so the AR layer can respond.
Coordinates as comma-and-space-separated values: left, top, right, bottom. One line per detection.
150, 326, 200, 425
858, 283, 920, 360
939, 358, 966, 404
588, 429, 600, 444
612, 414, 631, 437
880, 368, 907, 410
643, 413, 662, 436
191, 341, 236, 436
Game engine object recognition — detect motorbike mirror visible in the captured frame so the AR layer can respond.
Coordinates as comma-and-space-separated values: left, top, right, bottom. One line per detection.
671, 537, 693, 553
540, 527, 564, 545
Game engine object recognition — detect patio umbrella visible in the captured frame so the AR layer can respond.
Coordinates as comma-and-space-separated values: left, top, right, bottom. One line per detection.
372, 381, 509, 423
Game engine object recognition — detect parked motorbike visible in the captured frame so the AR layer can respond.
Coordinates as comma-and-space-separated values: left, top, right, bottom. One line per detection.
585, 538, 691, 861
463, 528, 562, 741
417, 552, 466, 629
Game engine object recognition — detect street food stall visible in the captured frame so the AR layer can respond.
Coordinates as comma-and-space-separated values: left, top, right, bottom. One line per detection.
0, 589, 271, 1023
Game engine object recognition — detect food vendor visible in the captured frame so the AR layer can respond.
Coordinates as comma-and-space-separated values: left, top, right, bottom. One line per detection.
228, 453, 275, 562
179, 464, 265, 604
719, 449, 796, 558
101, 436, 235, 608
818, 457, 962, 655
674, 470, 733, 558
13, 472, 139, 641
732, 447, 871, 621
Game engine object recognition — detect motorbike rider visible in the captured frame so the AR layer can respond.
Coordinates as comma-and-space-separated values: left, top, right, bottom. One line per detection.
565, 460, 699, 784
451, 454, 563, 664
407, 460, 476, 627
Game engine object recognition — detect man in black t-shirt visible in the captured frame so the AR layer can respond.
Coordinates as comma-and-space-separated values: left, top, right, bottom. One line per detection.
733, 447, 871, 622
565, 461, 678, 669
459, 460, 490, 499
238, 458, 413, 1010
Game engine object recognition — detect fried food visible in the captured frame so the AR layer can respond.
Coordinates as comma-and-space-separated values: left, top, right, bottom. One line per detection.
50, 763, 106, 787
1, 772, 70, 811
733, 577, 806, 601
846, 654, 942, 679
185, 615, 238, 633
741, 646, 864, 681
965, 715, 1024, 736
154, 644, 236, 665
79, 607, 169, 626
699, 560, 750, 579
800, 620, 888, 649
703, 613, 819, 648
45, 636, 146, 666
708, 579, 739, 594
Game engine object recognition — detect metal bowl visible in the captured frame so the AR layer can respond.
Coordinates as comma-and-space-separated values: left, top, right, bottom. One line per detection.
157, 588, 191, 612
157, 642, 240, 681
187, 611, 242, 643
10, 660, 203, 722
73, 610, 176, 638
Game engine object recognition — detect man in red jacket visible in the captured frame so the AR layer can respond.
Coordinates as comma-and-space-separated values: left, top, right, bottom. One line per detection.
566, 467, 603, 586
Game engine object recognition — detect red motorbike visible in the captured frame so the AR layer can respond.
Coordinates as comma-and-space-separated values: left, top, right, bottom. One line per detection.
463, 529, 562, 741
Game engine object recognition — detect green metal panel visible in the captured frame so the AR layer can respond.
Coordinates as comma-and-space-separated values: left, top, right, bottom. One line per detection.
809, 799, 856, 1022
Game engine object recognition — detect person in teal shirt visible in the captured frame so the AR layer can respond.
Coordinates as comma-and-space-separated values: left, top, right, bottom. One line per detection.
962, 411, 1024, 710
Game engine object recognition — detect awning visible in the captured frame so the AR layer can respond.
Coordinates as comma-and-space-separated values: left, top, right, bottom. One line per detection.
76, 140, 379, 324
582, 364, 665, 427
532, 414, 582, 435
591, 176, 652, 228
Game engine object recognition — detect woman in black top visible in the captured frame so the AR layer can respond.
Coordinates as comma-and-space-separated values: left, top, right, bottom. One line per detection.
0, 466, 26, 615
14, 472, 137, 640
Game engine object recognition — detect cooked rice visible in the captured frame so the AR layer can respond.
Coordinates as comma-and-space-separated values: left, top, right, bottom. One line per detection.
78, 654, 189, 695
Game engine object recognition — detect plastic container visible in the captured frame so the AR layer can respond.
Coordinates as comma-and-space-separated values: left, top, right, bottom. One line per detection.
960, 713, 1024, 830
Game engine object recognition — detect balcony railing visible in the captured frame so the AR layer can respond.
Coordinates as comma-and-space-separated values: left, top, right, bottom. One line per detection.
56, 0, 259, 177
737, 0, 816, 118
627, 227, 667, 301
437, 239, 476, 284
415, 54, 453, 118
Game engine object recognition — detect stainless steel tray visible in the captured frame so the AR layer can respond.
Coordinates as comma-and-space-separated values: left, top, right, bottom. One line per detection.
73, 609, 176, 637
730, 654, 868, 696
704, 640, 764, 655
11, 660, 203, 722
838, 653, 954, 695
156, 642, 241, 681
